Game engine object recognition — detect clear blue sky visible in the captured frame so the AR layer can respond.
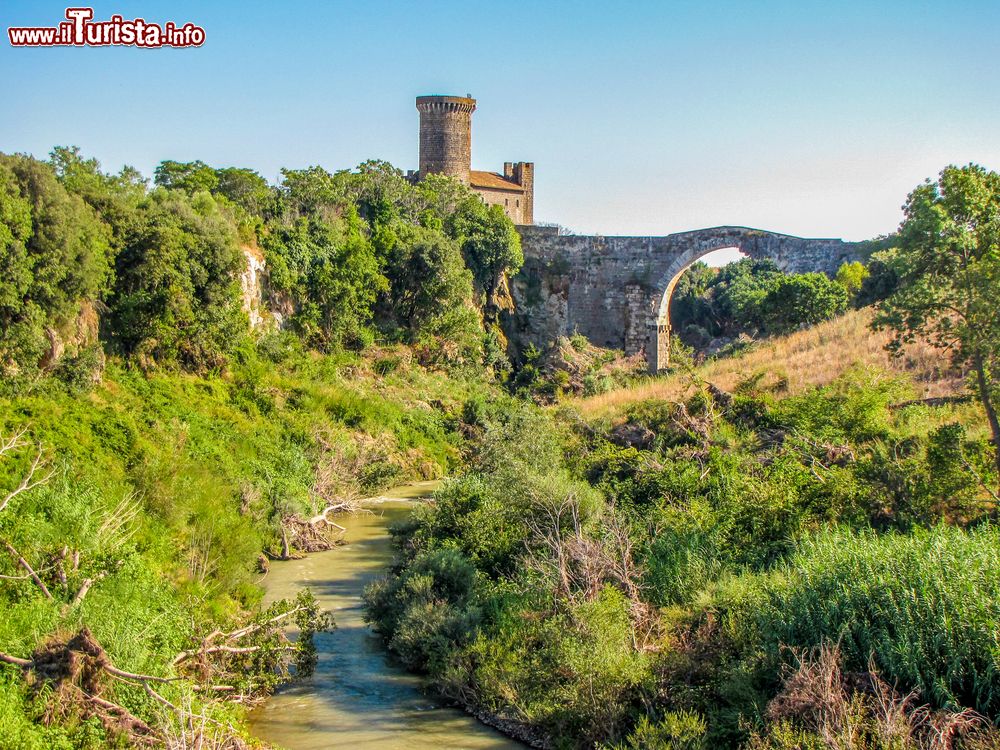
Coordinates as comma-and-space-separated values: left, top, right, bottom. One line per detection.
3, 1, 998, 241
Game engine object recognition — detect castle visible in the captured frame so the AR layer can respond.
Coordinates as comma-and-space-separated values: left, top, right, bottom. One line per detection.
412, 95, 534, 225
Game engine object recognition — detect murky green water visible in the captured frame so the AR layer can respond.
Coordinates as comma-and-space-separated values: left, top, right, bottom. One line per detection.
248, 482, 522, 749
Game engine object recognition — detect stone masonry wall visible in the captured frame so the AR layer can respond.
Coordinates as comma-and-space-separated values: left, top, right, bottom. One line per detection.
504, 225, 868, 371
476, 186, 528, 224
416, 96, 476, 184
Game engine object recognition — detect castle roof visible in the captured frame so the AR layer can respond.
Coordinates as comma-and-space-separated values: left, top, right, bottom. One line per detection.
470, 170, 524, 193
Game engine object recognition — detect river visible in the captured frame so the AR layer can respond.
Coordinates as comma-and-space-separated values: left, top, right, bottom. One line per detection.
248, 481, 523, 749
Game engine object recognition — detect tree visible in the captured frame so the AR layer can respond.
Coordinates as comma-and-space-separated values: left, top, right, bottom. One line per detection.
214, 167, 273, 217
716, 258, 781, 333
856, 247, 903, 307
0, 154, 112, 376
109, 189, 246, 370
264, 207, 387, 351
382, 227, 473, 332
450, 202, 523, 306
762, 272, 848, 335
874, 164, 1000, 490
835, 260, 869, 300
49, 146, 147, 254
278, 165, 345, 217
378, 226, 483, 366
153, 160, 219, 194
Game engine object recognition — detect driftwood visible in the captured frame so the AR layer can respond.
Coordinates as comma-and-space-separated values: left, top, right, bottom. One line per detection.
0, 616, 293, 748
0, 628, 161, 745
273, 497, 359, 559
172, 605, 305, 669
2, 540, 53, 599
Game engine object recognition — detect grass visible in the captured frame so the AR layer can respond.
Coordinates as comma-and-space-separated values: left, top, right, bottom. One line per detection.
572, 309, 962, 418
0, 343, 497, 746
719, 524, 1000, 715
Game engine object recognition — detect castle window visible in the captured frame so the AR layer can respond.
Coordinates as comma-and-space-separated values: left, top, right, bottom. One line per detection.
505, 199, 509, 206
517, 199, 520, 207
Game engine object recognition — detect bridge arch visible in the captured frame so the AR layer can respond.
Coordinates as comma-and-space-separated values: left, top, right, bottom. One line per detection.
508, 225, 867, 374
648, 243, 748, 372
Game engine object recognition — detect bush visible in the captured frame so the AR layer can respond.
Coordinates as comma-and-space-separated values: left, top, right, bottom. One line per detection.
363, 547, 481, 673
761, 273, 849, 335
608, 711, 708, 750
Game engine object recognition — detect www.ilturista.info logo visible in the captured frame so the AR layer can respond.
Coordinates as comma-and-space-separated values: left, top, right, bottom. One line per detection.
8, 7, 205, 48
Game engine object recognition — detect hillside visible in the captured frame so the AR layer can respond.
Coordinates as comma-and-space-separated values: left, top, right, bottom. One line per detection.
574, 307, 964, 418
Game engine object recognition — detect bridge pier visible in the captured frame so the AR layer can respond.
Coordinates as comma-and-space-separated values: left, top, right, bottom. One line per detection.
647, 322, 671, 374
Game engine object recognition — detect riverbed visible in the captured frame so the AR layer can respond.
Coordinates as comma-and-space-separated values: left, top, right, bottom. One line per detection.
248, 482, 522, 749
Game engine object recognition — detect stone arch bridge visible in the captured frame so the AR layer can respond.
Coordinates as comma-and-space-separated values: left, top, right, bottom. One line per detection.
504, 225, 867, 373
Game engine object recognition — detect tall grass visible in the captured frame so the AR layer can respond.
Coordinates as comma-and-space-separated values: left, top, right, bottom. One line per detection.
719, 524, 1000, 715
574, 309, 962, 418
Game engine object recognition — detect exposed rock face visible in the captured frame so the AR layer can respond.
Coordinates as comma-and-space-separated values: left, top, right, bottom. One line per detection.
240, 245, 271, 330
504, 225, 868, 372
38, 300, 102, 375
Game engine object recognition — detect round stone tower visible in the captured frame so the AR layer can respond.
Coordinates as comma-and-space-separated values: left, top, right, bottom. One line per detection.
416, 95, 477, 184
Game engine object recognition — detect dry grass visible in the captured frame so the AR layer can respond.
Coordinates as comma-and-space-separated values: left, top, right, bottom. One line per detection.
755, 642, 990, 750
572, 309, 964, 418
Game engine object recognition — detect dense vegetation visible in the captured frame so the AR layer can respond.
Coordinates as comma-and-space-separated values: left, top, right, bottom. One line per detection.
669, 257, 863, 355
2, 145, 999, 750
365, 164, 1000, 749
0, 147, 520, 747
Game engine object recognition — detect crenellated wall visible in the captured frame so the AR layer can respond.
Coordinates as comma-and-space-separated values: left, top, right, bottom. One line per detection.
504, 226, 868, 372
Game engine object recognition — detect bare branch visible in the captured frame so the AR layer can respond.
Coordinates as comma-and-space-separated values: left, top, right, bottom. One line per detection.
0, 445, 55, 514
172, 605, 307, 666
70, 571, 108, 607
0, 428, 28, 458
2, 540, 53, 599
0, 651, 32, 668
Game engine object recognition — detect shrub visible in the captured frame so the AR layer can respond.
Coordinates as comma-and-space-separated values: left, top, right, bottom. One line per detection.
761, 273, 849, 335
363, 547, 481, 673
608, 711, 708, 750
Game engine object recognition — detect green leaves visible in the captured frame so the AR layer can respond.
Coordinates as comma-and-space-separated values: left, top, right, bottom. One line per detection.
109, 189, 246, 370
720, 525, 1000, 714
874, 163, 1000, 485
153, 159, 219, 194
761, 273, 849, 336
0, 154, 113, 381
453, 202, 524, 295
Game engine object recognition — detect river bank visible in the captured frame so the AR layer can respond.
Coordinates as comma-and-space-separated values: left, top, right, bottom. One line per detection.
249, 483, 523, 749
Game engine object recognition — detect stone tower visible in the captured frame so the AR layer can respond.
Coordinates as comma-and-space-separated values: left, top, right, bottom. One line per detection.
416, 95, 477, 184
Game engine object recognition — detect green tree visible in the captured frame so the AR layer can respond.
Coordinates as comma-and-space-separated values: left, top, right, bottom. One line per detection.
49, 146, 147, 253
716, 258, 781, 334
834, 260, 869, 300
265, 207, 387, 351
0, 154, 112, 376
279, 165, 345, 216
762, 272, 848, 334
417, 173, 483, 226
856, 247, 902, 306
214, 167, 273, 217
450, 202, 523, 306
154, 159, 219, 194
874, 164, 1000, 488
109, 189, 246, 370
382, 226, 474, 333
